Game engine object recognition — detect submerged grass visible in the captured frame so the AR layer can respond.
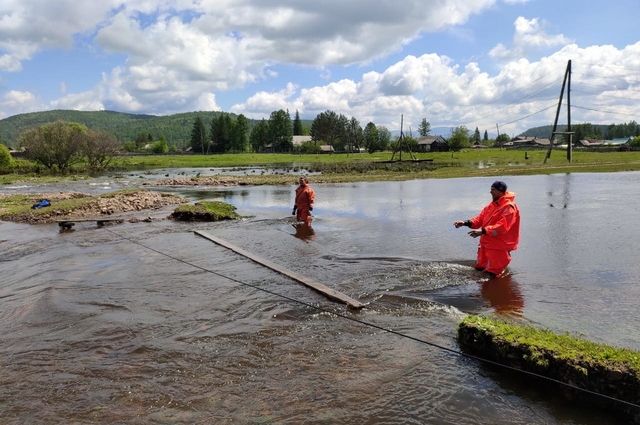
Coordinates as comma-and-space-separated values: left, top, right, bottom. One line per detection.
460, 315, 640, 373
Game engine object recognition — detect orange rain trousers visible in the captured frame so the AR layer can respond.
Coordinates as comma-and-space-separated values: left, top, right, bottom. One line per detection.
295, 184, 315, 226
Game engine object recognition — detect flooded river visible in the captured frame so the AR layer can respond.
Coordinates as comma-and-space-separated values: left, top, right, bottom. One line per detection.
1, 171, 639, 424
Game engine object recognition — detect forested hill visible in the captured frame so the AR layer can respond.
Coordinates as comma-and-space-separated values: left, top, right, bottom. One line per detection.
0, 109, 229, 148
521, 122, 639, 139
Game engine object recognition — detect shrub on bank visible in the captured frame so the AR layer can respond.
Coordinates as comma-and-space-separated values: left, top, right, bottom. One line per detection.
0, 143, 13, 169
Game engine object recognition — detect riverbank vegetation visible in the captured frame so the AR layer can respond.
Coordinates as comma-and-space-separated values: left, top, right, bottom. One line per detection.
170, 201, 240, 221
0, 190, 184, 224
458, 315, 640, 421
3, 149, 640, 186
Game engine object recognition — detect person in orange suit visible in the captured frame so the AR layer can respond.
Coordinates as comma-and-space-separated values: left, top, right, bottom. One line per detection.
454, 180, 520, 277
292, 176, 315, 226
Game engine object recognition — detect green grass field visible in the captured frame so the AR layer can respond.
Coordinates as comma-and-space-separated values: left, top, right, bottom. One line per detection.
2, 148, 640, 185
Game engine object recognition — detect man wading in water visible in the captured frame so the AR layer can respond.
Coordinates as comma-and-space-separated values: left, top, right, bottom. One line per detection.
292, 176, 315, 227
454, 180, 521, 278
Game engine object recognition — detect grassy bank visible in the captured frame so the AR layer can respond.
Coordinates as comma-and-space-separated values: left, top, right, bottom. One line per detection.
0, 190, 184, 223
170, 201, 240, 221
458, 315, 640, 422
3, 149, 640, 185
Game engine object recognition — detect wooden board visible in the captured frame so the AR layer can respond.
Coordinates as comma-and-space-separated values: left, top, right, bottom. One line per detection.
194, 230, 366, 309
55, 218, 124, 228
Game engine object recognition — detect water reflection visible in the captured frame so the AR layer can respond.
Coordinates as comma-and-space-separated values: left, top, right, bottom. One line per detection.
546, 173, 572, 208
480, 273, 524, 317
292, 223, 316, 242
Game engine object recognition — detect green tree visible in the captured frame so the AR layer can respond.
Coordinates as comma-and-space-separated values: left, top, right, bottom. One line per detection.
483, 130, 488, 142
230, 114, 249, 152
310, 110, 340, 147
190, 116, 207, 153
449, 126, 470, 151
0, 143, 13, 169
377, 126, 391, 151
473, 127, 481, 144
82, 130, 120, 171
19, 121, 87, 171
495, 133, 511, 147
345, 117, 363, 152
363, 122, 379, 153
418, 118, 431, 136
268, 109, 293, 152
250, 119, 270, 152
293, 110, 304, 136
210, 113, 233, 153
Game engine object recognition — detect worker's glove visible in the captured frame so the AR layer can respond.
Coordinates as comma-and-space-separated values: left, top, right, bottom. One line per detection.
292, 206, 297, 215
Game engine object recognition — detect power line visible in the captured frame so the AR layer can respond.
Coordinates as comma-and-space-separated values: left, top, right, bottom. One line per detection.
463, 76, 562, 127
104, 227, 640, 412
572, 104, 639, 118
497, 103, 558, 128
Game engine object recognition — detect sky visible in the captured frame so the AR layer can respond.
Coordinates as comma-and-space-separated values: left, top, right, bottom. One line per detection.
0, 0, 639, 135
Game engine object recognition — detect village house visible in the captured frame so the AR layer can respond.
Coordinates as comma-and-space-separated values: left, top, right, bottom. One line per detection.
578, 139, 606, 147
293, 135, 335, 153
292, 135, 312, 147
416, 135, 449, 152
505, 136, 551, 148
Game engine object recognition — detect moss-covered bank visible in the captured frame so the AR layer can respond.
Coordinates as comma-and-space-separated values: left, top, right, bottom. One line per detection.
458, 315, 640, 422
170, 201, 240, 222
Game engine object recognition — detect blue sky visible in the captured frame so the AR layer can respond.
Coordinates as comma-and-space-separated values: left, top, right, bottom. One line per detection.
1, 0, 639, 135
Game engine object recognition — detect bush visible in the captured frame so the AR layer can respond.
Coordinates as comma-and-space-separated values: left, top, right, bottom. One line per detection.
298, 141, 321, 154
150, 139, 169, 154
0, 143, 13, 169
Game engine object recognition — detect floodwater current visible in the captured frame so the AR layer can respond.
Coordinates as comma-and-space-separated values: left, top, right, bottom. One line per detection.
1, 171, 639, 424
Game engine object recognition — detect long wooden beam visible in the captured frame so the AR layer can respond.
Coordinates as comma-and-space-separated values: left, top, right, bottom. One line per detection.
194, 230, 366, 309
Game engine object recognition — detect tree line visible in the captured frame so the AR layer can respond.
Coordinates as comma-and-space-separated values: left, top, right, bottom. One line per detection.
188, 109, 397, 154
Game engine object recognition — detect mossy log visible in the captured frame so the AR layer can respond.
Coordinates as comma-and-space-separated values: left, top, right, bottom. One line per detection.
458, 315, 640, 423
170, 201, 240, 222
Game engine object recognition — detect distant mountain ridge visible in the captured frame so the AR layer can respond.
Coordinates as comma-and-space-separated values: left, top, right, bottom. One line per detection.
0, 109, 228, 148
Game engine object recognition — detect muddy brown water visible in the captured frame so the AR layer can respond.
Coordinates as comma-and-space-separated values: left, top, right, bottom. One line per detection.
1, 171, 639, 424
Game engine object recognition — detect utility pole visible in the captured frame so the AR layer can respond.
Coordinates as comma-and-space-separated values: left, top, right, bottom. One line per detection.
545, 59, 572, 164
566, 59, 572, 162
391, 114, 416, 161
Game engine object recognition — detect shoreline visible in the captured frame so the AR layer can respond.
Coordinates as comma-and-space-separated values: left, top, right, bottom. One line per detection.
3, 159, 640, 187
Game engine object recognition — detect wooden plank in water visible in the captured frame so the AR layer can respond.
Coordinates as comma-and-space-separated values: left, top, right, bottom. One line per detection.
194, 230, 366, 309
55, 218, 124, 228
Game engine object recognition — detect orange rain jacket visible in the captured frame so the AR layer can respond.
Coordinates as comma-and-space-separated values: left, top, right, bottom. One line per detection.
295, 183, 315, 224
469, 191, 520, 251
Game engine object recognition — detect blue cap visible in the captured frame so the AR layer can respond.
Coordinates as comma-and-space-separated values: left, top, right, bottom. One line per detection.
491, 181, 507, 192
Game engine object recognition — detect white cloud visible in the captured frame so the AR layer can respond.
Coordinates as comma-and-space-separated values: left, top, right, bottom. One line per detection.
231, 40, 640, 134
50, 91, 105, 111
490, 16, 572, 60
1, 0, 496, 114
0, 90, 41, 118
0, 0, 118, 71
230, 83, 299, 117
